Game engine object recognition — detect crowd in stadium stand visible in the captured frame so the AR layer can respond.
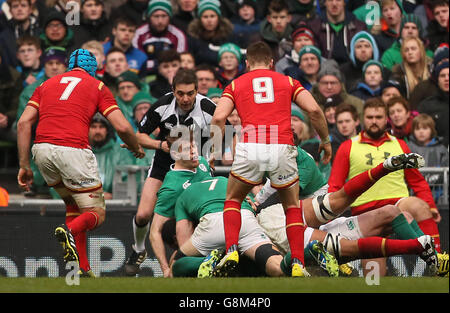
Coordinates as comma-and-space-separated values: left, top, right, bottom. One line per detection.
0, 0, 448, 199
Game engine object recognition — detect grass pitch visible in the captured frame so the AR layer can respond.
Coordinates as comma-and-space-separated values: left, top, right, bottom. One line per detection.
0, 277, 448, 293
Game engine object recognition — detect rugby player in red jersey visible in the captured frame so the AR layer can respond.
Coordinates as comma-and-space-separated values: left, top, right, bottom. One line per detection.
17, 49, 145, 277
209, 41, 331, 277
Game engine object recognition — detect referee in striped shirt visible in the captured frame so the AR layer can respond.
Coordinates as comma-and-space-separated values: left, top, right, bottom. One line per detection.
125, 68, 218, 277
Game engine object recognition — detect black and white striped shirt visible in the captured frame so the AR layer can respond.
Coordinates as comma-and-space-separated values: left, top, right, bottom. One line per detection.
138, 92, 216, 154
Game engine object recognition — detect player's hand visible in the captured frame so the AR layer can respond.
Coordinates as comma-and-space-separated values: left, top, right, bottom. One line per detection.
163, 267, 172, 278
208, 155, 216, 171
133, 146, 146, 159
430, 208, 442, 223
17, 167, 33, 192
319, 142, 332, 165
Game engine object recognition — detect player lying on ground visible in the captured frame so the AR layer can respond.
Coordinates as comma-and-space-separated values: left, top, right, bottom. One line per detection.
169, 176, 439, 278
212, 152, 443, 276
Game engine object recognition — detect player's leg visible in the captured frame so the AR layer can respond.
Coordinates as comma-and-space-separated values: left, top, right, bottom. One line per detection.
396, 196, 442, 252
126, 176, 163, 275
214, 174, 255, 274
304, 153, 425, 228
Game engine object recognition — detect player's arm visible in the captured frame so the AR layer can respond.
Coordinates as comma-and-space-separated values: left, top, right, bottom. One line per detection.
136, 131, 170, 153
175, 219, 195, 247
106, 109, 145, 159
294, 90, 331, 164
16, 105, 38, 191
210, 96, 235, 165
149, 213, 172, 277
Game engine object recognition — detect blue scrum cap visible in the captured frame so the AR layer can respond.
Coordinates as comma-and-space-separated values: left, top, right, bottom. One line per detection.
68, 49, 97, 77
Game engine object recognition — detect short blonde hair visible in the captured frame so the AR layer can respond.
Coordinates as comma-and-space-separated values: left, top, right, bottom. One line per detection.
81, 40, 104, 55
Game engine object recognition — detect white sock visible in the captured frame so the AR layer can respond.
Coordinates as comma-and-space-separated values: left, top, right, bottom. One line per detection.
133, 216, 149, 252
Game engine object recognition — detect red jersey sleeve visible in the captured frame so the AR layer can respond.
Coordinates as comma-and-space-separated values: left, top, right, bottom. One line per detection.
27, 84, 42, 111
222, 81, 235, 103
398, 139, 438, 209
328, 139, 352, 192
290, 77, 306, 101
97, 82, 119, 117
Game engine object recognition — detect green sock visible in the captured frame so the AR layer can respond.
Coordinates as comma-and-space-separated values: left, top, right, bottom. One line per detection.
391, 214, 419, 239
410, 220, 425, 237
171, 256, 204, 277
280, 252, 291, 276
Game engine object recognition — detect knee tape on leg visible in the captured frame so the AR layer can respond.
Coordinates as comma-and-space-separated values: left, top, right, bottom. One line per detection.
312, 194, 335, 224
255, 243, 281, 273
71, 189, 106, 210
322, 233, 342, 260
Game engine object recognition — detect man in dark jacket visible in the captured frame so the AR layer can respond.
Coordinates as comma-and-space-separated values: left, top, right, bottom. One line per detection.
307, 0, 366, 64
426, 0, 449, 51
71, 0, 112, 49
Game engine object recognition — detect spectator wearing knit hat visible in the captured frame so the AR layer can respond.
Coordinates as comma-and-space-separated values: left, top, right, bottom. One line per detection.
339, 31, 384, 92
275, 21, 315, 73
116, 70, 144, 125
187, 0, 234, 67
284, 45, 322, 91
350, 60, 385, 101
71, 0, 112, 50
311, 59, 365, 121
418, 46, 449, 146
133, 0, 187, 77
217, 42, 245, 87
231, 0, 261, 49
39, 9, 76, 54
381, 13, 434, 70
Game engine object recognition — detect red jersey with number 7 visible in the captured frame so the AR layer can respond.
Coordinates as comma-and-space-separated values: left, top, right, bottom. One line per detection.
27, 69, 119, 149
222, 69, 305, 145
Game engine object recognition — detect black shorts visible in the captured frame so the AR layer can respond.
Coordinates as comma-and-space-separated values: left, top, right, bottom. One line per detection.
148, 150, 174, 181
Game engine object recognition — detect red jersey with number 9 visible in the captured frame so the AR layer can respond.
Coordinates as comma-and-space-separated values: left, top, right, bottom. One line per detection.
222, 69, 305, 145
27, 69, 119, 149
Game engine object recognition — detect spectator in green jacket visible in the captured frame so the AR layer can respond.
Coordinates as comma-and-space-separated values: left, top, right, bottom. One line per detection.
381, 14, 434, 70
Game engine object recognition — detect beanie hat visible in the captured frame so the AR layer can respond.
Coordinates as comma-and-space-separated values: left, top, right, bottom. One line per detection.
317, 60, 343, 83
43, 10, 67, 30
43, 46, 67, 64
117, 71, 142, 89
147, 0, 173, 17
362, 60, 384, 75
349, 31, 380, 65
291, 28, 315, 43
291, 108, 305, 122
207, 87, 223, 99
400, 14, 423, 38
218, 43, 242, 63
68, 48, 97, 77
198, 0, 221, 17
432, 46, 449, 81
323, 94, 343, 110
381, 79, 406, 97
132, 91, 157, 110
298, 45, 321, 63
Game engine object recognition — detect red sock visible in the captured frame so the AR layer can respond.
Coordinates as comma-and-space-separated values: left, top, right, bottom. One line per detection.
357, 237, 423, 258
223, 200, 241, 252
67, 211, 99, 236
343, 163, 390, 199
285, 206, 305, 264
418, 218, 441, 252
66, 205, 90, 271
